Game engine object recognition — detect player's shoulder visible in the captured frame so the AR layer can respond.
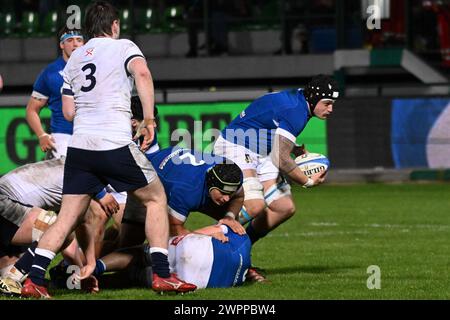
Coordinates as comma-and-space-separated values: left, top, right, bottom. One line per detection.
277, 89, 307, 111
42, 57, 65, 75
117, 38, 139, 49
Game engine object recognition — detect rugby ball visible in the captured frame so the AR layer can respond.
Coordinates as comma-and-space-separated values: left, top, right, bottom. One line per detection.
295, 153, 330, 177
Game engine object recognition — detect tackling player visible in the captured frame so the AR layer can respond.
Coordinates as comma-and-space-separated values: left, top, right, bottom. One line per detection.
94, 224, 251, 290
118, 147, 245, 238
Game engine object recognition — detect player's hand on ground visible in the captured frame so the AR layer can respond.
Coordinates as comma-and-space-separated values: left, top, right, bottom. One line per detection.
39, 134, 56, 153
97, 193, 119, 217
219, 216, 246, 235
211, 232, 229, 243
81, 275, 99, 294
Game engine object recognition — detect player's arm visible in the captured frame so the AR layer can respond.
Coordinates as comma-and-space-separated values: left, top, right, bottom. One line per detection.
0, 74, 3, 92
218, 189, 246, 235
128, 58, 155, 150
168, 214, 190, 237
193, 225, 229, 243
26, 96, 56, 152
61, 77, 75, 121
62, 95, 75, 121
271, 134, 324, 188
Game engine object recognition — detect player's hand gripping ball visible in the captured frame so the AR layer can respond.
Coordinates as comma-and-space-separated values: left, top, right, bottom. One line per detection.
295, 153, 330, 178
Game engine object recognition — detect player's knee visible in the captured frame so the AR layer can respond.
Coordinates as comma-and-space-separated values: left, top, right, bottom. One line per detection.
243, 200, 266, 217
269, 198, 296, 219
283, 202, 296, 218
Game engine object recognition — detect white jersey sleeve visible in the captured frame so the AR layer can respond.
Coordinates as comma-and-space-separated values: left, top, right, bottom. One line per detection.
63, 38, 147, 151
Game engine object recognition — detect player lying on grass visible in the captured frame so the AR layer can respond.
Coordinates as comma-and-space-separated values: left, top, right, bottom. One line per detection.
0, 158, 121, 296
213, 75, 339, 281
52, 224, 251, 290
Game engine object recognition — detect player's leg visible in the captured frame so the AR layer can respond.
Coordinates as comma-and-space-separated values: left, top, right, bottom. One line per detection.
10, 208, 56, 246
22, 194, 91, 298
128, 180, 169, 267
213, 136, 266, 219
241, 169, 266, 219
244, 157, 296, 245
250, 179, 296, 242
89, 209, 147, 281
105, 143, 195, 293
0, 248, 23, 296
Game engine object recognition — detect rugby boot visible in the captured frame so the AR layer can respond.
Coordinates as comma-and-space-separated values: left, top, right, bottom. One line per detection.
152, 273, 197, 293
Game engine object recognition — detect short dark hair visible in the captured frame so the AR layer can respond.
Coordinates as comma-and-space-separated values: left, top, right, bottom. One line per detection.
130, 96, 158, 121
84, 1, 119, 39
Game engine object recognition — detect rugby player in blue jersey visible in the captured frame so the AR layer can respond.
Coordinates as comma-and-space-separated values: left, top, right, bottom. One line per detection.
93, 224, 251, 290
26, 26, 84, 159
214, 75, 339, 281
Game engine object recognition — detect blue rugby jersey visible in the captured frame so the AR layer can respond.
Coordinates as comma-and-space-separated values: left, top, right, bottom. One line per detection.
147, 147, 227, 222
222, 89, 311, 155
33, 57, 73, 135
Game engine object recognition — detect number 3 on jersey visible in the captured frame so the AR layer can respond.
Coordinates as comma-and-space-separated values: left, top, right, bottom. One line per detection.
81, 63, 96, 92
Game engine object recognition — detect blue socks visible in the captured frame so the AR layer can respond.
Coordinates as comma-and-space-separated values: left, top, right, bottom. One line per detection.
14, 241, 38, 275
151, 252, 170, 278
93, 259, 106, 277
28, 248, 55, 286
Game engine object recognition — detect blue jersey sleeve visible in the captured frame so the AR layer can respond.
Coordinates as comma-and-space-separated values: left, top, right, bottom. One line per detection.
32, 69, 51, 98
276, 107, 308, 142
168, 188, 192, 221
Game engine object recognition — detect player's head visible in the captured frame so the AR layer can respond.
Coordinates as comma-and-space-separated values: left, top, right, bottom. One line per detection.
206, 163, 243, 206
58, 26, 84, 60
85, 1, 120, 39
131, 96, 158, 120
304, 74, 339, 120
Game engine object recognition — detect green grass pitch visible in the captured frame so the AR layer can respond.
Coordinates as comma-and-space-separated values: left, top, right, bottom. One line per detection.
2, 183, 449, 300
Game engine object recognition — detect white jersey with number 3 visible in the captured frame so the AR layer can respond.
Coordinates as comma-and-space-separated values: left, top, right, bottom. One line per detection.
62, 38, 145, 151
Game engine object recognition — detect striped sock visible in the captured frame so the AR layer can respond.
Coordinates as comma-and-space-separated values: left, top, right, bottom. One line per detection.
14, 241, 38, 275
93, 259, 106, 277
28, 248, 55, 286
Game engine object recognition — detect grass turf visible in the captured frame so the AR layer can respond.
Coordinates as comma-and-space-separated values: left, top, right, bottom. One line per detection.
2, 183, 449, 300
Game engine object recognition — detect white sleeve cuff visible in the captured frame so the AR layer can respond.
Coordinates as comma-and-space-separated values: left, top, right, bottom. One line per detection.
275, 128, 296, 143
168, 206, 187, 222
31, 91, 49, 100
219, 224, 229, 234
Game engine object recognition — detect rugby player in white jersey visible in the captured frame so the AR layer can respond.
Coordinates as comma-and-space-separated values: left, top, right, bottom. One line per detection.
21, 1, 195, 298
0, 158, 121, 295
